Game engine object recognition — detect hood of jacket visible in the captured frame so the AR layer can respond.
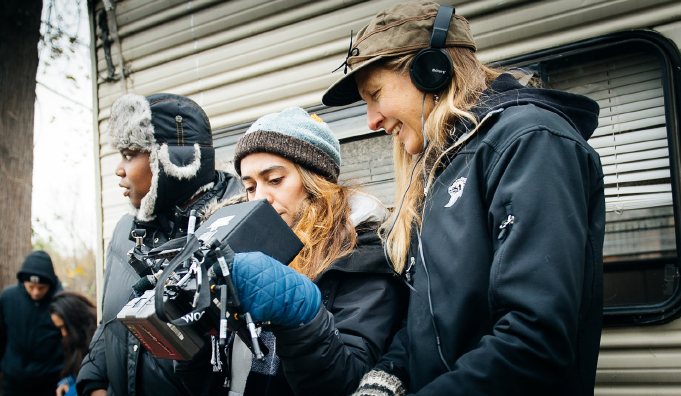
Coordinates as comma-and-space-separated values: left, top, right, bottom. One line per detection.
349, 192, 389, 229
464, 73, 599, 141
316, 193, 392, 278
16, 250, 58, 287
16, 278, 64, 304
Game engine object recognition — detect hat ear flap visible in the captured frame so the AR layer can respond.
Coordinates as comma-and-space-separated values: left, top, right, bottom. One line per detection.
136, 145, 161, 222
157, 143, 202, 180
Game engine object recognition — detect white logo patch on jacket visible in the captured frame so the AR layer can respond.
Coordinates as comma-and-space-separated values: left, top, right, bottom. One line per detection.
445, 177, 467, 208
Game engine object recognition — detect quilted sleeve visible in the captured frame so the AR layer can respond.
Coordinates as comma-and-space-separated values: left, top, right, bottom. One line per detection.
273, 272, 407, 396
231, 251, 321, 327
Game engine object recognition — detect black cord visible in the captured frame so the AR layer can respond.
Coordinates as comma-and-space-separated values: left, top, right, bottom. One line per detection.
417, 230, 452, 372
382, 92, 451, 371
382, 93, 429, 291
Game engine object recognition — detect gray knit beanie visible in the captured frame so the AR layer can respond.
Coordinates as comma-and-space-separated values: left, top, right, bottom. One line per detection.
233, 107, 341, 182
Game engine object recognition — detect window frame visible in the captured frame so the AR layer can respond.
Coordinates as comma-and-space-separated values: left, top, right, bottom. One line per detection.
498, 30, 681, 326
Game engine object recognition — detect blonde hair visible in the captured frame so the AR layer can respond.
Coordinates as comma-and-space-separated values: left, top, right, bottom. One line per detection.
380, 47, 502, 272
289, 165, 357, 280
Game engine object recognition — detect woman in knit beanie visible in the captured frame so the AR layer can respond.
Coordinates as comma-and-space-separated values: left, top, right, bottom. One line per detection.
177, 107, 407, 396
235, 107, 356, 279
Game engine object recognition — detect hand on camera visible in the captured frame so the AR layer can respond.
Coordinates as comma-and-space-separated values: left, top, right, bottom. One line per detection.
231, 251, 321, 327
56, 383, 69, 396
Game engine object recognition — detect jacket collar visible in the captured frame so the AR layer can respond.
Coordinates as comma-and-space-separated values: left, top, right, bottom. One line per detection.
430, 73, 600, 176
131, 170, 236, 245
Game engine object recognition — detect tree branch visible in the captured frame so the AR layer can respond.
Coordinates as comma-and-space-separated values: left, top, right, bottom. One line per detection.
36, 80, 91, 110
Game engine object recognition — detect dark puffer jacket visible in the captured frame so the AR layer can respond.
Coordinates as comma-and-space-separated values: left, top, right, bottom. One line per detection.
376, 74, 605, 395
0, 254, 64, 394
76, 171, 242, 396
175, 200, 408, 396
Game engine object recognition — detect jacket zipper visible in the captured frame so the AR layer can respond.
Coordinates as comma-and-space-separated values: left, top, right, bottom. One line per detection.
498, 214, 515, 240
405, 257, 416, 284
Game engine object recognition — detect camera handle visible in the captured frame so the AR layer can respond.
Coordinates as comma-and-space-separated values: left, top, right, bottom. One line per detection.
219, 285, 228, 345
214, 285, 264, 359
215, 247, 240, 307
212, 246, 266, 361
154, 235, 204, 323
151, 234, 268, 361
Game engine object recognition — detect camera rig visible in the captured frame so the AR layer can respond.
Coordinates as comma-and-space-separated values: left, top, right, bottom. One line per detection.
117, 200, 303, 361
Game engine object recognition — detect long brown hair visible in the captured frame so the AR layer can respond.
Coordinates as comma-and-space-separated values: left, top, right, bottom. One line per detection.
289, 164, 357, 280
379, 47, 502, 272
49, 291, 97, 378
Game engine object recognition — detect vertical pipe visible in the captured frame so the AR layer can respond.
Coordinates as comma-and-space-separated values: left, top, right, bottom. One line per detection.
88, 0, 104, 319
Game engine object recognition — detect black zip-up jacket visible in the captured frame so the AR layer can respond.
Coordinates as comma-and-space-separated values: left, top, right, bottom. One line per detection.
376, 74, 605, 395
76, 171, 242, 396
175, 209, 408, 396
0, 274, 63, 393
274, 225, 408, 396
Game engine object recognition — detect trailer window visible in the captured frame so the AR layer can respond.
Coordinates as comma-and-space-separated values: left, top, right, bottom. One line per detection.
506, 32, 681, 325
226, 31, 681, 326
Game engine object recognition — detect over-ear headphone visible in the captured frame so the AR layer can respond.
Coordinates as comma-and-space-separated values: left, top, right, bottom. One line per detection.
409, 5, 454, 93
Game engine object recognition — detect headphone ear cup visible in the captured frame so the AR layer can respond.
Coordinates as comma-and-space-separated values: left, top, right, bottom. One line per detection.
409, 48, 453, 93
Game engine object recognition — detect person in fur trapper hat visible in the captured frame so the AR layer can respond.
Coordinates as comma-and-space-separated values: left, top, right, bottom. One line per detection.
76, 93, 242, 396
109, 93, 224, 222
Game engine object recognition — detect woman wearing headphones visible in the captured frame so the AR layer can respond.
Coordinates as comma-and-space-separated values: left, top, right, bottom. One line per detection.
323, 2, 605, 395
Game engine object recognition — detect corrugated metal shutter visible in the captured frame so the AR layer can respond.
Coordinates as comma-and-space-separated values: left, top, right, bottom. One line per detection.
598, 316, 681, 394
94, 0, 681, 249
338, 133, 395, 205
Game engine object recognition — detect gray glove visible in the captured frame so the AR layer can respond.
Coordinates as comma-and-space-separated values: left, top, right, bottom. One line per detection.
353, 369, 406, 396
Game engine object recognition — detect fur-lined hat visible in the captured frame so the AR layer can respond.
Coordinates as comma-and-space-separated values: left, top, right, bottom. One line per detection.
109, 93, 216, 221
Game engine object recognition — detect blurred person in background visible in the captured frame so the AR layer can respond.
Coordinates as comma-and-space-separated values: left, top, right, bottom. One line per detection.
50, 291, 97, 396
0, 250, 63, 396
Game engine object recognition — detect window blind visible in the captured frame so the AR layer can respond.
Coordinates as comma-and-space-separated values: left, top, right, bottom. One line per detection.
548, 48, 675, 266
546, 46, 677, 312
547, 51, 671, 214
